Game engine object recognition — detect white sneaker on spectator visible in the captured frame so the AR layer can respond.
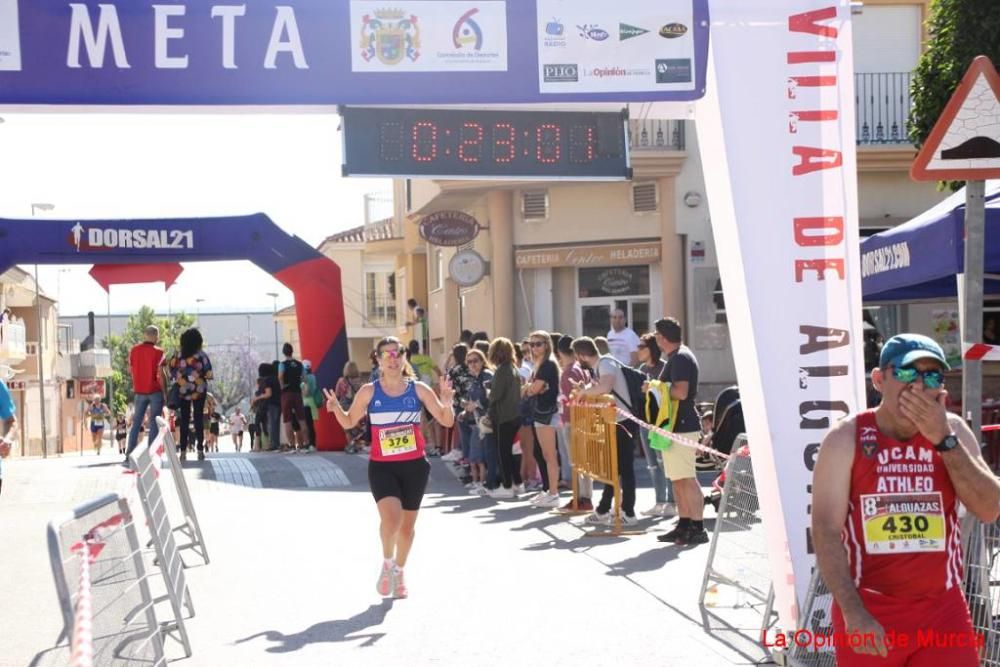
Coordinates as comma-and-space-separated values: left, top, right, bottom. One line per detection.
513, 484, 526, 495
528, 491, 549, 504
489, 486, 516, 500
465, 481, 478, 489
476, 484, 490, 496
585, 511, 612, 526
660, 502, 678, 517
535, 492, 561, 508
468, 483, 485, 495
621, 514, 640, 526
642, 503, 666, 517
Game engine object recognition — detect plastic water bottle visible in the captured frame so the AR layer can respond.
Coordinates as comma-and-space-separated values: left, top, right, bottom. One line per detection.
734, 567, 747, 608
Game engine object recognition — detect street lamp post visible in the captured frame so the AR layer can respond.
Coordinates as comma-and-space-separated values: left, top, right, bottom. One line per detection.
266, 292, 279, 360
30, 203, 55, 458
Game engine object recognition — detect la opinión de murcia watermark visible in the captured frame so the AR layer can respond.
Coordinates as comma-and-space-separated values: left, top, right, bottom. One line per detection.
762, 628, 985, 651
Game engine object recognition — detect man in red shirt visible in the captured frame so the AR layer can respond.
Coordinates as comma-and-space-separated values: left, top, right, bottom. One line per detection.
126, 325, 166, 461
813, 334, 1000, 665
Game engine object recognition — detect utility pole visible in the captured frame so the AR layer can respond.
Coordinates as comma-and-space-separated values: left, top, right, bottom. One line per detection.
31, 203, 55, 457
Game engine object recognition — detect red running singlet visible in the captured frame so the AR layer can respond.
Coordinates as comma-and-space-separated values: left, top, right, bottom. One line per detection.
842, 410, 962, 598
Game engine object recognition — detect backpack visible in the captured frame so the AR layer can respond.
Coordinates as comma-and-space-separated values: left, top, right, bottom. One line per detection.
599, 357, 646, 417
645, 380, 679, 451
282, 359, 303, 390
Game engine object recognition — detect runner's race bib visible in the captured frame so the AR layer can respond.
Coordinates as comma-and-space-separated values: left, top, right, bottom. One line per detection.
860, 492, 946, 554
379, 424, 417, 457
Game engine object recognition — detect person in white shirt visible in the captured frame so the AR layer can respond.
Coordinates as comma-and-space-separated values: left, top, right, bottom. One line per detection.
606, 309, 641, 366
229, 408, 248, 452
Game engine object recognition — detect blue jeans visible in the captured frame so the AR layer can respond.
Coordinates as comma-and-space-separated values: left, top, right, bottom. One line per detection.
267, 404, 281, 450
458, 420, 474, 460
127, 391, 163, 457
641, 429, 673, 504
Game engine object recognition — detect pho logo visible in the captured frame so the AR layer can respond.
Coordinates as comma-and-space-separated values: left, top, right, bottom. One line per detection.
619, 23, 649, 41
655, 58, 691, 84
577, 24, 609, 41
453, 8, 483, 50
543, 63, 578, 83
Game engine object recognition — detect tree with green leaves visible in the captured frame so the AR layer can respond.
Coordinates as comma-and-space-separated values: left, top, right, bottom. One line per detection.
909, 0, 1000, 157
102, 307, 195, 415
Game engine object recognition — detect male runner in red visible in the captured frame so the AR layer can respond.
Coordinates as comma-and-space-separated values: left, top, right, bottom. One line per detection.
813, 333, 1000, 665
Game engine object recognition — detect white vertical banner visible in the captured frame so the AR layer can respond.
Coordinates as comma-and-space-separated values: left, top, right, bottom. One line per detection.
696, 1, 865, 631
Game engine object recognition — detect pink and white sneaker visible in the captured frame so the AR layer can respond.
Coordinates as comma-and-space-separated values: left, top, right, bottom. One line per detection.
392, 567, 408, 599
376, 561, 393, 597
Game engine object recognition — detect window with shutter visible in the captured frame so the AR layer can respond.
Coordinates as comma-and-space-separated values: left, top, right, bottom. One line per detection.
632, 182, 658, 213
521, 190, 549, 221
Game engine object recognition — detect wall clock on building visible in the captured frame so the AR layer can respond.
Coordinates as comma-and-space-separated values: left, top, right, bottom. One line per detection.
449, 249, 487, 287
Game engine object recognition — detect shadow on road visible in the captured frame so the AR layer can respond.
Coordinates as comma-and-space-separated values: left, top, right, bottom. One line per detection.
235, 599, 395, 653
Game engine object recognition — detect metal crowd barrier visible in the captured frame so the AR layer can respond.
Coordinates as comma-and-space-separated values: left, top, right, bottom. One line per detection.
567, 395, 642, 535
155, 416, 209, 564
698, 436, 779, 655
47, 493, 167, 666
130, 438, 195, 658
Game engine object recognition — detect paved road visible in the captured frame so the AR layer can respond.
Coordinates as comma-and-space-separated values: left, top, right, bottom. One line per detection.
0, 448, 771, 666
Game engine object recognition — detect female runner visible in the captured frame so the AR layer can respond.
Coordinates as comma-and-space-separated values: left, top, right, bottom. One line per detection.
324, 336, 455, 598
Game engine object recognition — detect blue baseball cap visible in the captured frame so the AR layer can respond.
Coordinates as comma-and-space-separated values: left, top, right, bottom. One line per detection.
879, 333, 950, 371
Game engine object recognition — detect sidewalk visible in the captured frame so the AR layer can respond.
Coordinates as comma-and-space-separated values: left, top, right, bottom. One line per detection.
0, 449, 769, 666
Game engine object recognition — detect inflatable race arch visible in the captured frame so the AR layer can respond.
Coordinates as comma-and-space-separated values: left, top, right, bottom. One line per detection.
0, 214, 348, 449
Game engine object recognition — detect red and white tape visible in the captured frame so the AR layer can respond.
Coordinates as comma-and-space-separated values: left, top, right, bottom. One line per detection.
965, 343, 1000, 361
568, 401, 732, 460
70, 544, 94, 667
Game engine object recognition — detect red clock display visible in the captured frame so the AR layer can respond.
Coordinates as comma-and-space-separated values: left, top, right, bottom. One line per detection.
344, 107, 630, 180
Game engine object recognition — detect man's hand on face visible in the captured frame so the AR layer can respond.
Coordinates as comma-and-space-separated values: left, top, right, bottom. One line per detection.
898, 384, 951, 444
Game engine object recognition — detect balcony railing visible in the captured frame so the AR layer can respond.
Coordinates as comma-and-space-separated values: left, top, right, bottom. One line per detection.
0, 321, 27, 360
364, 295, 397, 329
629, 119, 685, 151
71, 348, 113, 378
364, 216, 403, 242
856, 72, 912, 145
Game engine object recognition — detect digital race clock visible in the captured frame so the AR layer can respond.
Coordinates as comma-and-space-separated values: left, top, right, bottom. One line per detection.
341, 107, 631, 180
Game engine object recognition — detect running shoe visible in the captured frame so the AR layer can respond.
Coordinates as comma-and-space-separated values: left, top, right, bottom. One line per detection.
528, 491, 549, 504
535, 493, 561, 508
376, 561, 393, 597
392, 568, 407, 599
677, 528, 710, 546
657, 525, 688, 543
642, 503, 666, 517
621, 514, 640, 527
585, 511, 612, 526
513, 484, 526, 495
488, 486, 516, 500
659, 503, 678, 518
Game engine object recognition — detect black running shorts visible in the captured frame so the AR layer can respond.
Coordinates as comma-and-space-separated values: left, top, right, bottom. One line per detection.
368, 458, 431, 511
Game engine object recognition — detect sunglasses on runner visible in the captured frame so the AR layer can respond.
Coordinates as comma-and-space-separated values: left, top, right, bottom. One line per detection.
529, 341, 545, 348
892, 365, 944, 389
379, 349, 402, 360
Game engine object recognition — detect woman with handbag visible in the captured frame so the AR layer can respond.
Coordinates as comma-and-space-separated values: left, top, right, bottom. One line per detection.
167, 328, 213, 462
523, 331, 562, 508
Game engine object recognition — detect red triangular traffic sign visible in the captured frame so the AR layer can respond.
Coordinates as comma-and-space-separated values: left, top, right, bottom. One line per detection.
911, 56, 1000, 181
